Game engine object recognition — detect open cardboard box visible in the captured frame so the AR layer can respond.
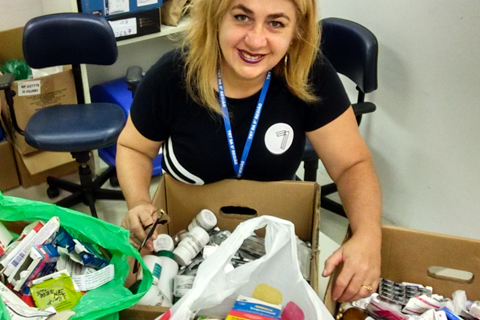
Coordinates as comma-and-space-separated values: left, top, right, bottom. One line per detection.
0, 140, 19, 191
119, 174, 321, 320
12, 148, 79, 188
324, 225, 480, 316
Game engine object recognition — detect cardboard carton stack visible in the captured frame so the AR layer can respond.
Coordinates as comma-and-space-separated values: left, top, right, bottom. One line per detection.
78, 0, 163, 41
0, 27, 78, 188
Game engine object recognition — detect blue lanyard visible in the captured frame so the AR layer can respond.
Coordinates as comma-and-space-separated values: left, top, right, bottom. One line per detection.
217, 69, 272, 178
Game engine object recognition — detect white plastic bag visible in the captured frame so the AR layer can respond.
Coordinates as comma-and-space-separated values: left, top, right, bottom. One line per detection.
158, 215, 334, 320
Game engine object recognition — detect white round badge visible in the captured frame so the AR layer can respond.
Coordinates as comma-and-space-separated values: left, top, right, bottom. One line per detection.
264, 123, 294, 155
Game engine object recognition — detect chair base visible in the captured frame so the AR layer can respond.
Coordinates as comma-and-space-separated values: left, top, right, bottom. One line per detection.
48, 161, 124, 218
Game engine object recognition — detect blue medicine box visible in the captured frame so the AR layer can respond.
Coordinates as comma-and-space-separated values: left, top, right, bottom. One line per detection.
90, 77, 163, 176
79, 0, 162, 17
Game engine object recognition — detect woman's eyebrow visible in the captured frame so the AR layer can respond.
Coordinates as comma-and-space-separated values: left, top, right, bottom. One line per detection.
231, 4, 254, 15
231, 4, 291, 21
268, 13, 290, 21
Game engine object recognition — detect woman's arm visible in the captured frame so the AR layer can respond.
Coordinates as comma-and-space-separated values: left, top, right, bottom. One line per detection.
307, 106, 382, 302
116, 115, 163, 251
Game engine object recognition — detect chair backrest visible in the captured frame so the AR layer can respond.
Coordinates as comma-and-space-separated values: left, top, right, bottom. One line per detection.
23, 13, 118, 69
320, 17, 378, 95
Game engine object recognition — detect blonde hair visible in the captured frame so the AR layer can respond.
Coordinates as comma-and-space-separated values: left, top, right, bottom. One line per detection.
182, 0, 320, 114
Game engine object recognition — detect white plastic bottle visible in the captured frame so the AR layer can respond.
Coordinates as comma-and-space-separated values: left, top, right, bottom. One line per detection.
153, 234, 175, 252
187, 209, 217, 231
173, 226, 209, 266
137, 284, 172, 307
137, 254, 162, 285
173, 274, 195, 303
156, 250, 179, 304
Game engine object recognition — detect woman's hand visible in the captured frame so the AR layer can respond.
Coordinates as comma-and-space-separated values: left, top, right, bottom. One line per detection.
121, 203, 159, 251
322, 231, 381, 302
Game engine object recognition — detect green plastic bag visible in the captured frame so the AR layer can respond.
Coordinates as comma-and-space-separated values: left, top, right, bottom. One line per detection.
0, 59, 32, 81
0, 191, 152, 320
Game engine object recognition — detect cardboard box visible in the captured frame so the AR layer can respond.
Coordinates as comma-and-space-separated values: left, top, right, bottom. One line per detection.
0, 27, 78, 156
324, 225, 480, 316
106, 8, 162, 41
13, 149, 78, 189
0, 140, 20, 191
79, 0, 163, 17
119, 174, 321, 320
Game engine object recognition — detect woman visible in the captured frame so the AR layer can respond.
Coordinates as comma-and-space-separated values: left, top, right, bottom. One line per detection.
116, 0, 382, 302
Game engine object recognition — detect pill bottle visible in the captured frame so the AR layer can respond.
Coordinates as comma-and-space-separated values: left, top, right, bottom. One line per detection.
173, 230, 190, 245
153, 234, 175, 252
173, 274, 195, 303
173, 227, 209, 266
187, 209, 217, 231
137, 254, 162, 285
156, 250, 179, 303
136, 284, 172, 307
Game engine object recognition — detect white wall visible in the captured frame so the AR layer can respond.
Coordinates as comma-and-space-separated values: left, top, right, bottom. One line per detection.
2, 0, 480, 240
319, 0, 480, 240
0, 0, 43, 30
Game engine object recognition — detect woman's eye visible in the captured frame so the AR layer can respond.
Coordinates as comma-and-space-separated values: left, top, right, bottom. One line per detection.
234, 14, 250, 22
269, 21, 285, 28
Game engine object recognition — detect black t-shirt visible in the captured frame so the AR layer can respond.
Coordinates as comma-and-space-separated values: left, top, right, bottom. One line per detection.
130, 49, 350, 185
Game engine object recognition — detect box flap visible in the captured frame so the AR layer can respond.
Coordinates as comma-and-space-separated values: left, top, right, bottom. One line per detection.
12, 67, 76, 128
381, 225, 480, 300
0, 27, 24, 64
325, 225, 480, 315
154, 174, 318, 242
19, 151, 74, 175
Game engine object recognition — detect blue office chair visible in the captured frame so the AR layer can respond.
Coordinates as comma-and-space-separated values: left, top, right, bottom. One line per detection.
300, 17, 379, 217
0, 13, 126, 218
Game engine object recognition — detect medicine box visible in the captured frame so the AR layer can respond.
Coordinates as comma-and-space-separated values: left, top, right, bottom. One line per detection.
78, 0, 162, 41
119, 174, 321, 320
78, 0, 163, 17
90, 77, 163, 176
324, 225, 480, 316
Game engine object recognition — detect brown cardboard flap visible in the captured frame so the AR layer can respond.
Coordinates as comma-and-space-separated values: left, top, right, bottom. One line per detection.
0, 27, 24, 63
12, 67, 76, 128
380, 225, 480, 299
0, 140, 19, 191
325, 225, 480, 315
155, 174, 317, 242
119, 305, 167, 320
19, 150, 74, 175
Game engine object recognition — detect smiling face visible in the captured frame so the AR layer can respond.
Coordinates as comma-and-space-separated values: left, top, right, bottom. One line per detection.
218, 0, 298, 91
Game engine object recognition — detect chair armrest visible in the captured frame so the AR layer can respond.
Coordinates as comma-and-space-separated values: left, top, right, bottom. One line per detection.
0, 73, 15, 90
126, 66, 143, 98
0, 72, 24, 135
352, 101, 376, 116
126, 66, 143, 87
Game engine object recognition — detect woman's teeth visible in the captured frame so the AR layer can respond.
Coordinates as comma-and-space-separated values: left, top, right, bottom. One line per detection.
242, 51, 262, 60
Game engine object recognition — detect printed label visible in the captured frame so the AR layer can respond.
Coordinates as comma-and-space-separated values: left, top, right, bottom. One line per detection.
108, 18, 137, 38
137, 0, 158, 6
106, 0, 129, 15
72, 264, 114, 291
17, 80, 41, 96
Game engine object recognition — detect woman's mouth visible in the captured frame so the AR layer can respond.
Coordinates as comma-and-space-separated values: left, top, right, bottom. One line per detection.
238, 49, 264, 63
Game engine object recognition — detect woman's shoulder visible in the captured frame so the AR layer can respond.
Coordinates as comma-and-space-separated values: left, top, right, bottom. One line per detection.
309, 53, 337, 80
148, 48, 185, 76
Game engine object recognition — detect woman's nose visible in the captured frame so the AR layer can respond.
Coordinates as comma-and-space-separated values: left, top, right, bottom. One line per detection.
244, 24, 267, 49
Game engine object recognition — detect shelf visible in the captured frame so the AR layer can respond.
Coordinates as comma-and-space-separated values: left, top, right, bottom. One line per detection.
117, 17, 190, 46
